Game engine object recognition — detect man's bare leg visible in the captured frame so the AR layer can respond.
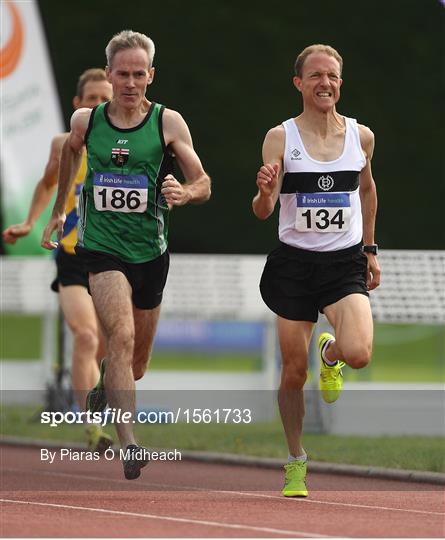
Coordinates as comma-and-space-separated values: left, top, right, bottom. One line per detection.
132, 305, 161, 381
277, 317, 314, 457
89, 271, 136, 449
323, 294, 373, 369
59, 284, 100, 410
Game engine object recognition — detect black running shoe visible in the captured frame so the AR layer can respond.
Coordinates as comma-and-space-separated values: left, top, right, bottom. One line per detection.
86, 358, 107, 413
123, 444, 150, 480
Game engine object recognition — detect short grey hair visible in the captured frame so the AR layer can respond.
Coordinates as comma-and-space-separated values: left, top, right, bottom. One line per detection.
105, 30, 155, 69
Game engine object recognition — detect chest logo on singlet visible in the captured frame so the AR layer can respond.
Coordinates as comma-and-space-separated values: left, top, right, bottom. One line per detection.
318, 175, 334, 191
111, 147, 129, 167
291, 148, 301, 160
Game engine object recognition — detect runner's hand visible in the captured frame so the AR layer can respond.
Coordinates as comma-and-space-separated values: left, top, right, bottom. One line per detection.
41, 213, 66, 250
365, 253, 381, 290
2, 223, 32, 244
161, 174, 191, 207
256, 163, 279, 197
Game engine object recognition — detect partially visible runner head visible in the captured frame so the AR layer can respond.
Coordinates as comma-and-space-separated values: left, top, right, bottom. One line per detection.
74, 68, 112, 109
294, 44, 343, 78
105, 30, 155, 69
76, 68, 108, 98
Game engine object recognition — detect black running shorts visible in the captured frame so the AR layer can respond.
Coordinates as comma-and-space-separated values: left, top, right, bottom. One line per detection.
260, 242, 369, 322
75, 246, 169, 310
51, 247, 89, 292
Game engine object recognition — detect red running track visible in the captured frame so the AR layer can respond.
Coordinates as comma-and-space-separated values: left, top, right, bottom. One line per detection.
1, 445, 444, 538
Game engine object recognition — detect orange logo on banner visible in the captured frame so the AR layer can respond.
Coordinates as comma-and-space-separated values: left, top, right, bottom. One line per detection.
0, 1, 24, 78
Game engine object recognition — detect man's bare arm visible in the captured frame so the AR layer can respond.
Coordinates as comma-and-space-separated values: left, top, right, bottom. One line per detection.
252, 126, 284, 220
41, 109, 90, 250
161, 109, 211, 206
2, 134, 67, 244
359, 124, 380, 290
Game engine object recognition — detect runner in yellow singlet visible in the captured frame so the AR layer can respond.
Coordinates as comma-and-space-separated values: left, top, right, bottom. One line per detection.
57, 151, 87, 256
3, 69, 113, 452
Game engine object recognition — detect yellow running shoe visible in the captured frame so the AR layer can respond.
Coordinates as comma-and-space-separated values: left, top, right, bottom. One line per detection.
318, 332, 346, 404
282, 461, 308, 497
85, 425, 113, 454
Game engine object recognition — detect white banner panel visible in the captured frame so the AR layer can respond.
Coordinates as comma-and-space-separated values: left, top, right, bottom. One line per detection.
1, 0, 64, 255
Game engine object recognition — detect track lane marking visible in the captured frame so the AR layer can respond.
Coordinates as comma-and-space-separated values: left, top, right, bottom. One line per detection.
223, 489, 445, 517
0, 499, 336, 538
3, 466, 444, 517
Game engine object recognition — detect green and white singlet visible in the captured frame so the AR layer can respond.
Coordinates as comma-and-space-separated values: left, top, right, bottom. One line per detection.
77, 101, 172, 263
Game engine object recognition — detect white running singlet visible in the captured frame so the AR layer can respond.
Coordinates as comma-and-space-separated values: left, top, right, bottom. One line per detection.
279, 116, 366, 251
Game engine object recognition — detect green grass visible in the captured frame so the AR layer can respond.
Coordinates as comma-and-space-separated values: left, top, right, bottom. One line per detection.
0, 315, 43, 360
1, 316, 444, 381
1, 405, 444, 472
368, 324, 445, 382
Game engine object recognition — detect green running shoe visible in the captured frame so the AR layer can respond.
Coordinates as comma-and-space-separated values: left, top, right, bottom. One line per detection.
282, 461, 308, 497
318, 332, 346, 403
85, 425, 113, 454
86, 358, 107, 413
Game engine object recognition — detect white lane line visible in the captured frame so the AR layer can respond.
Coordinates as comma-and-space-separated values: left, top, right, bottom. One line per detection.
3, 466, 444, 517
0, 499, 335, 538
223, 490, 445, 517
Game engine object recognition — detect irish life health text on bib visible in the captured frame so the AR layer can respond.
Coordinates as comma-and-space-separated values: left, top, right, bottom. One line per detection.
295, 192, 351, 233
93, 173, 149, 213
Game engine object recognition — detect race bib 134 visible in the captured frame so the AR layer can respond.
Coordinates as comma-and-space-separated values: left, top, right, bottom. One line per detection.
295, 192, 351, 232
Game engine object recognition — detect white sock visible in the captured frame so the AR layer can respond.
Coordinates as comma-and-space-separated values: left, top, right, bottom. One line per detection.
322, 339, 337, 366
288, 452, 307, 463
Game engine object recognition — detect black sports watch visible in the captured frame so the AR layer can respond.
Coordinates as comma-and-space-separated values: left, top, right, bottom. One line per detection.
362, 244, 378, 255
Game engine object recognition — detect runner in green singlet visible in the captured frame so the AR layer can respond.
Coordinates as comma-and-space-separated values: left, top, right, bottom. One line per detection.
42, 30, 211, 480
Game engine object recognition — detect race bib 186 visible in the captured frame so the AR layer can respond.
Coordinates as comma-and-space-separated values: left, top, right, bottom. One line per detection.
295, 192, 351, 232
93, 173, 148, 213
